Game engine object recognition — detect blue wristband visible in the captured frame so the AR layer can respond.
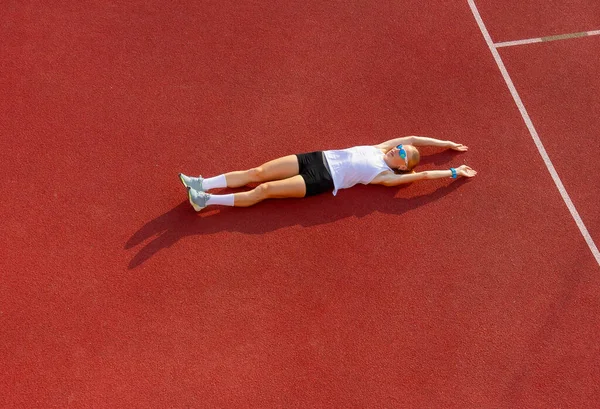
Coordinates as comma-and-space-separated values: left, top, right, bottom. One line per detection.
450, 168, 457, 178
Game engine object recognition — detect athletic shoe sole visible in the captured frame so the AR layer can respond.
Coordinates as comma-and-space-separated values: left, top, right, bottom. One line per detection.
179, 173, 188, 189
187, 187, 204, 212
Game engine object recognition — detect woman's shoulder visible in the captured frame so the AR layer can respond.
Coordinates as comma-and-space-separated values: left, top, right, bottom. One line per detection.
369, 170, 395, 185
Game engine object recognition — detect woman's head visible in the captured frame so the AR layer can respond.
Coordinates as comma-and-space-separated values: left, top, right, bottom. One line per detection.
384, 144, 420, 171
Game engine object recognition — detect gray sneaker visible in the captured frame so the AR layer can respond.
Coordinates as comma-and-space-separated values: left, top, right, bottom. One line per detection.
187, 187, 210, 212
179, 173, 205, 191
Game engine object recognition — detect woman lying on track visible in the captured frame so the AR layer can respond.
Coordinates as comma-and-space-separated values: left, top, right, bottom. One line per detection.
179, 135, 477, 211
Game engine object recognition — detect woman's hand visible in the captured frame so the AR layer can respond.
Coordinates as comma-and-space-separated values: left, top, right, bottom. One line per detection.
449, 142, 468, 151
457, 165, 477, 177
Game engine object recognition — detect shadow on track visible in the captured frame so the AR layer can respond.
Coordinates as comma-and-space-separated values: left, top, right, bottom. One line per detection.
125, 174, 469, 269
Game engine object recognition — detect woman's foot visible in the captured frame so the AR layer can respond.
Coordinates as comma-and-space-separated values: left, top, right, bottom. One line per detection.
179, 173, 205, 191
187, 187, 210, 212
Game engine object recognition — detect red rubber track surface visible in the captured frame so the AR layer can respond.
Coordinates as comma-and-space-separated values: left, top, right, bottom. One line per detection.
499, 37, 600, 246
1, 1, 599, 407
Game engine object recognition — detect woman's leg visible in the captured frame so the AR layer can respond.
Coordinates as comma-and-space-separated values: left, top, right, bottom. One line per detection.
232, 175, 306, 206
223, 155, 300, 188
188, 175, 306, 211
181, 154, 301, 191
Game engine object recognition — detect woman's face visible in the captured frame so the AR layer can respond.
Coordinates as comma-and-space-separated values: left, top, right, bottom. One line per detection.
385, 144, 411, 170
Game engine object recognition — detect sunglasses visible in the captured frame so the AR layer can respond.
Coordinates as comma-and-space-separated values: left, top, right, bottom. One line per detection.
396, 145, 408, 165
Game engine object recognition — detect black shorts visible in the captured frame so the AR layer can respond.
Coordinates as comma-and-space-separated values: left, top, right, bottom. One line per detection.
295, 151, 334, 197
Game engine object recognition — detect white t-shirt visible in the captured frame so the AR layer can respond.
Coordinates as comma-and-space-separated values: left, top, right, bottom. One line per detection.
323, 145, 392, 195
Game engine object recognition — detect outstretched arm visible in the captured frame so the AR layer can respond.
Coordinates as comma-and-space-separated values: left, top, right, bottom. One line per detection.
371, 165, 477, 186
375, 136, 468, 151
411, 136, 468, 151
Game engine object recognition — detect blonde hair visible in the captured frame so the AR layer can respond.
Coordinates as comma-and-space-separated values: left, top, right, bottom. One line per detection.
407, 146, 420, 170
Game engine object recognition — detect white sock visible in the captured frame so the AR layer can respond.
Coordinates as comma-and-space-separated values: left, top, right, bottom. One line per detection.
203, 174, 227, 190
206, 194, 235, 207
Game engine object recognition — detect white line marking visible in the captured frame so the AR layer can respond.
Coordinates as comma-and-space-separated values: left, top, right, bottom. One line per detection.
468, 0, 600, 266
496, 38, 541, 48
496, 30, 600, 48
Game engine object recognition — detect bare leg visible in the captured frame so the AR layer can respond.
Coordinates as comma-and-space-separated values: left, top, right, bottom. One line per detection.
224, 155, 300, 188
232, 175, 306, 207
